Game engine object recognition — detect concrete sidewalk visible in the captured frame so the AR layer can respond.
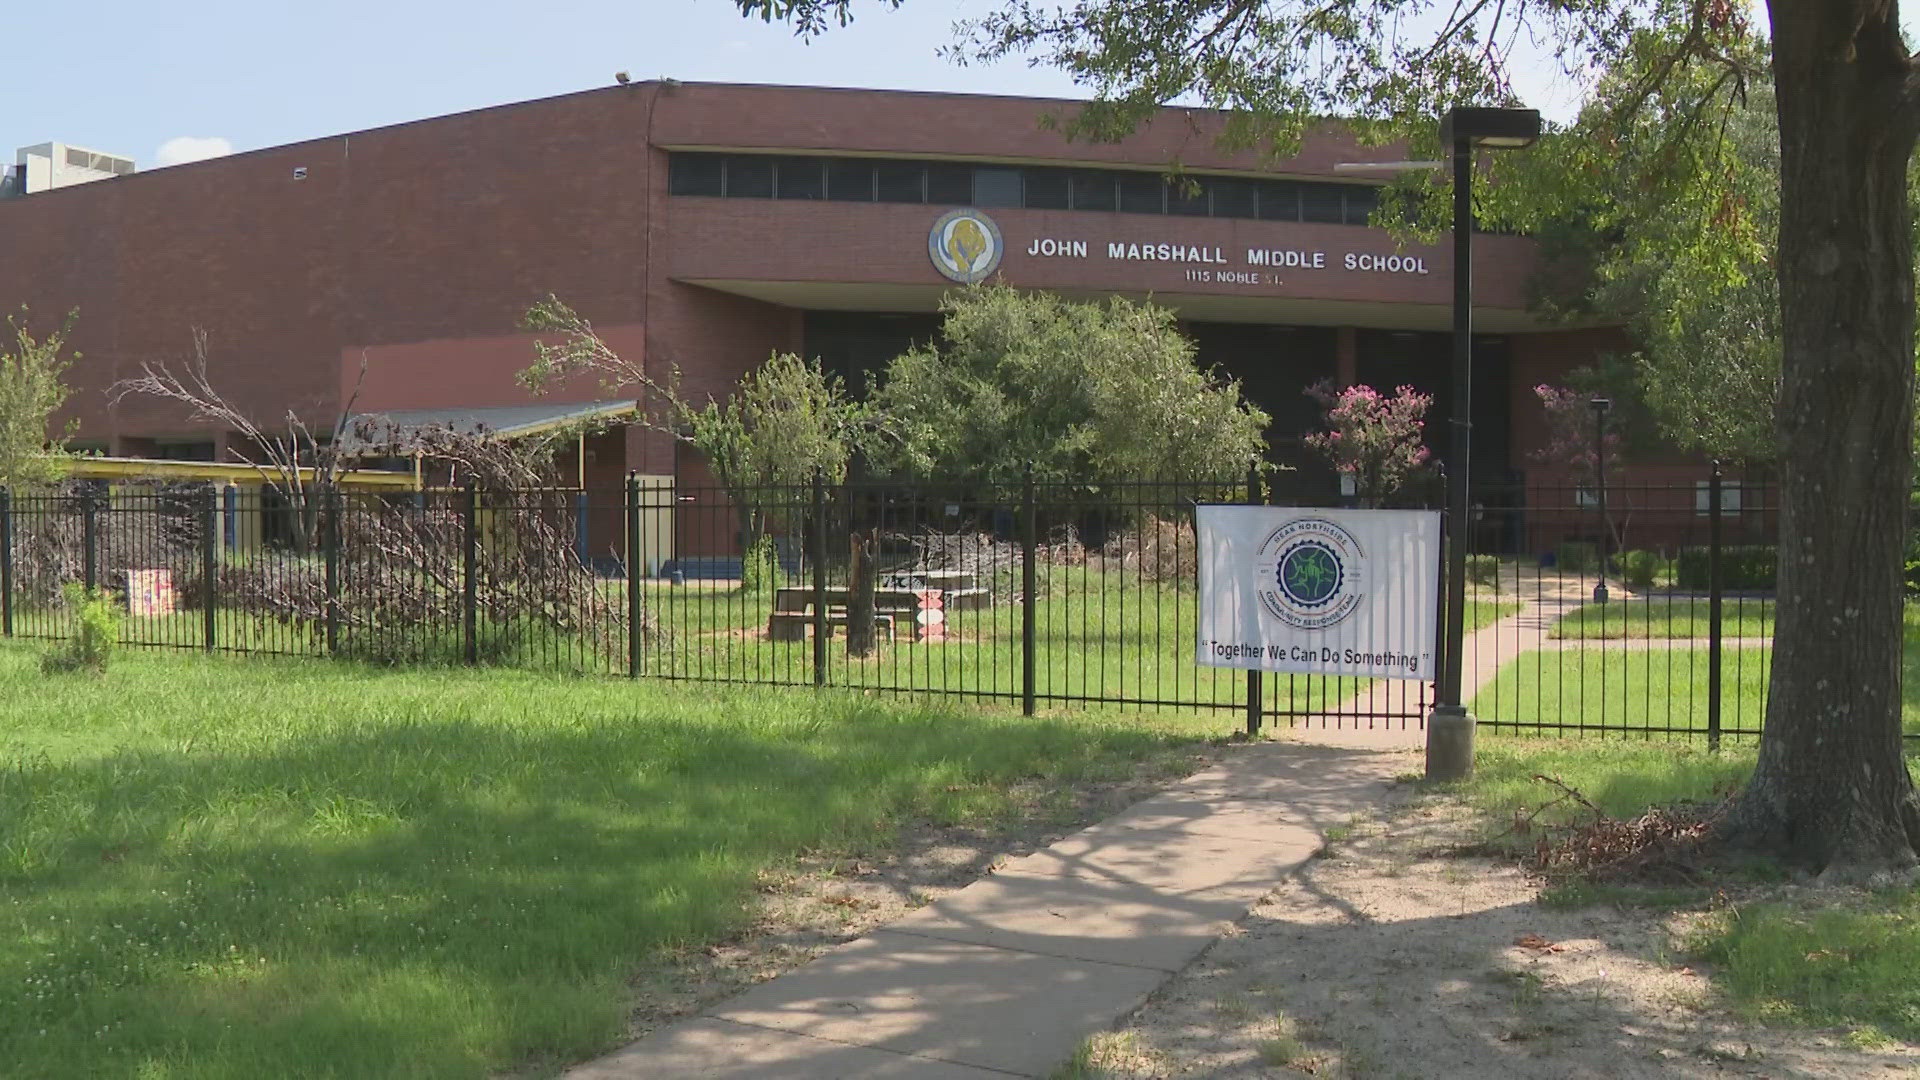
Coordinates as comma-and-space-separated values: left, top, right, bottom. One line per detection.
567, 743, 1409, 1079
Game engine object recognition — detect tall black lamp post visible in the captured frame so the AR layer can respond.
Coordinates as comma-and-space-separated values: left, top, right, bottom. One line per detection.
1590, 396, 1613, 604
1426, 105, 1542, 782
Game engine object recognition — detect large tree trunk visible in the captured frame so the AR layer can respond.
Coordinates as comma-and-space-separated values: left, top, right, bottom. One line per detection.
1732, 3, 1920, 874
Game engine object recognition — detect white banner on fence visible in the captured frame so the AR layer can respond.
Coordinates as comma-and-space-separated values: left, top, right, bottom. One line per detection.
1197, 506, 1441, 680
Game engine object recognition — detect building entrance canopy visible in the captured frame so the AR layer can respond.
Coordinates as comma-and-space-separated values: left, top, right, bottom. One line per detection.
680, 278, 1555, 333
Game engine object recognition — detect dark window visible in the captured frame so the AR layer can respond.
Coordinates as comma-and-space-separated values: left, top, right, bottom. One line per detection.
725, 155, 774, 198
1167, 178, 1210, 216
926, 162, 973, 205
1211, 178, 1259, 219
1257, 181, 1300, 221
876, 162, 924, 202
667, 153, 1401, 234
776, 158, 825, 200
973, 166, 1023, 207
1343, 185, 1379, 226
155, 441, 216, 462
1301, 183, 1345, 223
827, 159, 875, 201
1116, 172, 1164, 214
669, 154, 724, 196
1071, 172, 1116, 211
1023, 167, 1071, 209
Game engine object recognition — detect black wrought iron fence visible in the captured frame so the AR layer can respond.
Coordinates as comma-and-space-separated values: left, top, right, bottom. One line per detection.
0, 469, 1805, 743
1459, 468, 1780, 746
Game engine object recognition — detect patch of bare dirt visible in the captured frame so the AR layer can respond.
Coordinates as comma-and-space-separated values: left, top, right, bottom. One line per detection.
610, 751, 1218, 1043
1084, 786, 1920, 1079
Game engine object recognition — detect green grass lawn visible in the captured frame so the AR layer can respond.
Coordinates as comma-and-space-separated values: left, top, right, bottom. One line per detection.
1551, 597, 1776, 640
51, 569, 1519, 720
630, 572, 1515, 710
1477, 605, 1920, 738
1455, 737, 1755, 825
1688, 890, 1920, 1044
1452, 737, 1920, 1046
0, 646, 1221, 1078
1470, 646, 1778, 737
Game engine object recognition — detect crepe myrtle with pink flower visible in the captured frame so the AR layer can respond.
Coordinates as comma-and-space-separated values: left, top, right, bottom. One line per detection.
1529, 384, 1624, 482
1303, 379, 1433, 507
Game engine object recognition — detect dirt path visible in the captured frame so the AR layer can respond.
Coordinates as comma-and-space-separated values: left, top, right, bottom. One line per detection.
1078, 769, 1920, 1079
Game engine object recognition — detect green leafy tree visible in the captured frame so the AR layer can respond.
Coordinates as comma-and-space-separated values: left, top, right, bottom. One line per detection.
739, 0, 1920, 875
1518, 79, 1785, 466
0, 309, 75, 488
524, 296, 871, 581
875, 285, 1268, 486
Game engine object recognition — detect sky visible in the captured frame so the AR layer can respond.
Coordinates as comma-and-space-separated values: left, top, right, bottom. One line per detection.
6, 1, 1095, 169
0, 0, 1837, 173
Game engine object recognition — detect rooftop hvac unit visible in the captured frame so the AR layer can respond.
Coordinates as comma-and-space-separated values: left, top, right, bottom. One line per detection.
64, 146, 134, 175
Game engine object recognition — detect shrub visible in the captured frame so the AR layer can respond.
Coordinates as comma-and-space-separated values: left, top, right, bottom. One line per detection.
41, 584, 118, 675
741, 533, 781, 594
1675, 545, 1776, 591
1620, 549, 1663, 591
1466, 554, 1501, 592
1555, 541, 1599, 574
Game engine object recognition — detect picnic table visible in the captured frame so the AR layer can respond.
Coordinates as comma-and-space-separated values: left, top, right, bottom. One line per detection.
765, 576, 990, 641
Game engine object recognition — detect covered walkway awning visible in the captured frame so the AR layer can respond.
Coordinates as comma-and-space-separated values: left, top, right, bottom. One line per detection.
337, 399, 639, 455
65, 457, 418, 489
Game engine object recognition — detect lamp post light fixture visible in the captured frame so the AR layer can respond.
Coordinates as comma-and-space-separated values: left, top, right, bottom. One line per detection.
1425, 105, 1542, 783
1590, 396, 1613, 604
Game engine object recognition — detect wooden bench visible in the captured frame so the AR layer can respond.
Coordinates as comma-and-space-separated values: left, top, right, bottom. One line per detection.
767, 608, 896, 642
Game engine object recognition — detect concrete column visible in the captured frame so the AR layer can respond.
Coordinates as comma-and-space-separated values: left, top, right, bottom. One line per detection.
1335, 326, 1358, 388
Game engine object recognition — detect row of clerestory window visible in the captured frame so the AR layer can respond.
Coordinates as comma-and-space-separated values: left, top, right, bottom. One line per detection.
667, 151, 1382, 226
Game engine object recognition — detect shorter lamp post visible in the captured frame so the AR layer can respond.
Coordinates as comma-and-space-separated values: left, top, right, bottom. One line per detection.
1590, 396, 1612, 604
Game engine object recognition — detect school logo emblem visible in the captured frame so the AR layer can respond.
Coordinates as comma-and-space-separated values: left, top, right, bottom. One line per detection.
1256, 517, 1366, 630
929, 209, 1003, 283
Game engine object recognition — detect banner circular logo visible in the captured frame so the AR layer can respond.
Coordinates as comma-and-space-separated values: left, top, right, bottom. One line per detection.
1256, 517, 1366, 630
929, 209, 1003, 283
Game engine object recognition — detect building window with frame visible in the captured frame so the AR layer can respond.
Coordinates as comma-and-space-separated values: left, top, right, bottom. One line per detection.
1167, 177, 1210, 216
972, 166, 1024, 208
1070, 171, 1116, 211
724, 155, 775, 198
1023, 167, 1071, 209
776, 157, 826, 200
1211, 178, 1259, 219
1258, 180, 1300, 221
926, 162, 973, 205
1301, 183, 1346, 224
875, 161, 924, 202
669, 154, 725, 196
1343, 185, 1379, 226
1116, 172, 1165, 214
826, 159, 876, 201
